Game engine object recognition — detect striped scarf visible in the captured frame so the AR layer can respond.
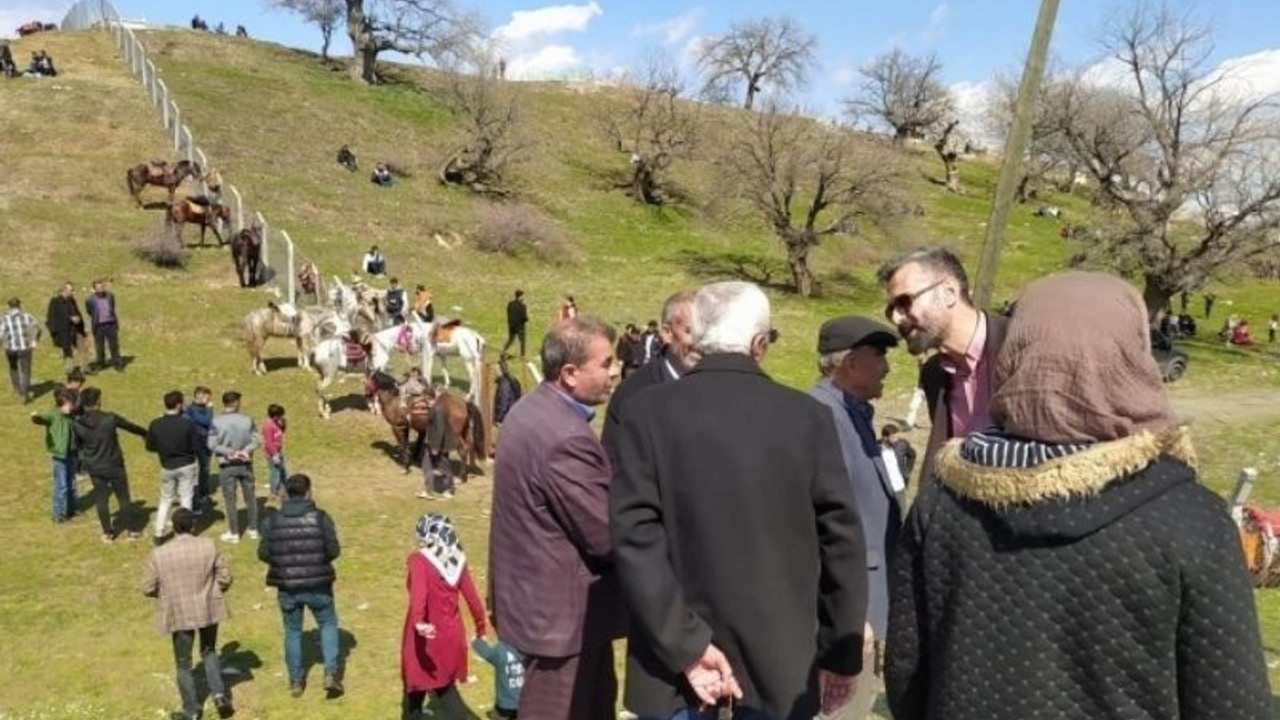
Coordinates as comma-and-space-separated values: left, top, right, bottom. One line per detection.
960, 430, 1091, 468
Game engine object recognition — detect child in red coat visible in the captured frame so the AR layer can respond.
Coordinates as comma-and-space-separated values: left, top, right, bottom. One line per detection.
401, 513, 486, 720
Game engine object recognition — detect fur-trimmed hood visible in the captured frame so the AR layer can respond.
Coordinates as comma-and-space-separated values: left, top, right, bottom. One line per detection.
933, 428, 1198, 541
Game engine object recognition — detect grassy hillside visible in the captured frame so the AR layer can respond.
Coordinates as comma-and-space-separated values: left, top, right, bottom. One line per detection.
0, 27, 1277, 719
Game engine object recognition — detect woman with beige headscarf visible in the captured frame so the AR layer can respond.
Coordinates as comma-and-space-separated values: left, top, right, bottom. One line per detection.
885, 272, 1268, 720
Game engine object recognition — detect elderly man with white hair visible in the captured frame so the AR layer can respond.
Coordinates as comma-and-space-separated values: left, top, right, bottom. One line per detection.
611, 280, 869, 720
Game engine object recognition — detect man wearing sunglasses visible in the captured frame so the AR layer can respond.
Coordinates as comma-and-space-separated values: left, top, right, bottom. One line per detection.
809, 316, 902, 720
877, 247, 1010, 483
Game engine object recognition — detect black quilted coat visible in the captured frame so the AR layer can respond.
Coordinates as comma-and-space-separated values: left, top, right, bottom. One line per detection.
258, 499, 340, 592
886, 432, 1271, 720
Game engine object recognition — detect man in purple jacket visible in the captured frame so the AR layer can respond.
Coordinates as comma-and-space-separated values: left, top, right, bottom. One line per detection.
488, 317, 622, 720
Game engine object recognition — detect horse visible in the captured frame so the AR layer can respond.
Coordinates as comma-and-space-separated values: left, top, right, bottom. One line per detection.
369, 372, 485, 479
406, 318, 486, 401
126, 159, 203, 208
230, 225, 262, 287
297, 260, 324, 305
311, 331, 393, 418
167, 195, 230, 246
329, 276, 380, 327
244, 301, 347, 375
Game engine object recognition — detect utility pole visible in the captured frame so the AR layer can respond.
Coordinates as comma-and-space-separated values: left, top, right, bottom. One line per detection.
973, 0, 1061, 308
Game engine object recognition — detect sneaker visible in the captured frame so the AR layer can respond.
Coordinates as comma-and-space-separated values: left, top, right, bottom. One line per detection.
416, 491, 434, 499
245, 529, 260, 541
125, 531, 141, 541
101, 533, 115, 544
212, 693, 235, 719
289, 681, 305, 698
153, 535, 165, 547
220, 531, 240, 544
440, 491, 454, 500
323, 673, 344, 697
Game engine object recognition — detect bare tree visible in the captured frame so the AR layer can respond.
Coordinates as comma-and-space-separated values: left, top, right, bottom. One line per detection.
933, 118, 963, 193
1051, 5, 1280, 316
719, 105, 902, 297
695, 16, 817, 111
847, 49, 954, 146
434, 51, 527, 195
273, 0, 343, 61
987, 69, 1078, 201
600, 56, 699, 205
344, 0, 480, 84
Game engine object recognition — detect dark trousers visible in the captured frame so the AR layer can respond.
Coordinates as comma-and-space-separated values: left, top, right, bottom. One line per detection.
402, 683, 471, 720
194, 449, 211, 507
91, 473, 133, 535
5, 349, 32, 399
219, 465, 257, 536
519, 641, 616, 720
172, 625, 226, 719
93, 322, 121, 368
503, 326, 526, 357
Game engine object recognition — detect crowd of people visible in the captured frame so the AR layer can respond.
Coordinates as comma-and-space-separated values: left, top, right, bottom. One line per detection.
9, 246, 1275, 720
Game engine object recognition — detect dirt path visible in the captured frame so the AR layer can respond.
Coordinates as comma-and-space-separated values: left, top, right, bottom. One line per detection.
1167, 386, 1280, 426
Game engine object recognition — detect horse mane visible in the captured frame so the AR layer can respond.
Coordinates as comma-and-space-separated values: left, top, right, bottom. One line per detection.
371, 370, 398, 392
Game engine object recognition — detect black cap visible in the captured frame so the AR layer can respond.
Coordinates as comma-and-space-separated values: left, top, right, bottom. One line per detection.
817, 316, 899, 353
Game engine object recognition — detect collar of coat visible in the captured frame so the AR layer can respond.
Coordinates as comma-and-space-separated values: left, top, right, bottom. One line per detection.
934, 426, 1196, 507
689, 352, 766, 377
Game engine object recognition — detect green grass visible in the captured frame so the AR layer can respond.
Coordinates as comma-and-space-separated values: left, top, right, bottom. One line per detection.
1, 27, 1278, 719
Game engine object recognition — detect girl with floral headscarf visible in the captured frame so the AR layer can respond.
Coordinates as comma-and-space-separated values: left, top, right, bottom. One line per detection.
401, 513, 487, 720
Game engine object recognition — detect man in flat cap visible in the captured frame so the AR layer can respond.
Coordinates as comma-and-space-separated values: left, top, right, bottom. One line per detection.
809, 315, 902, 720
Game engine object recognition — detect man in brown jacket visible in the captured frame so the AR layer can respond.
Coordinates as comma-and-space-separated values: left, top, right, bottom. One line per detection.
488, 316, 622, 720
142, 508, 234, 720
878, 247, 1009, 484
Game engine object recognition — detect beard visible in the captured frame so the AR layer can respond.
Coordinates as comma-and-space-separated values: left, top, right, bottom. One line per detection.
902, 322, 942, 355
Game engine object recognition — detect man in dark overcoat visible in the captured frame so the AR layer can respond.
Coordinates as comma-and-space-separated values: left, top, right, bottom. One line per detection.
488, 316, 623, 720
46, 282, 88, 371
611, 281, 868, 720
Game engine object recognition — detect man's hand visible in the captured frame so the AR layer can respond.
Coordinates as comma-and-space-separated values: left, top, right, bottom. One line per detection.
818, 669, 856, 716
684, 643, 743, 707
863, 622, 875, 661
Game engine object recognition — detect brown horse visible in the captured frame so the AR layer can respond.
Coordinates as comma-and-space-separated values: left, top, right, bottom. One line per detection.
167, 195, 230, 246
370, 372, 484, 478
231, 224, 262, 287
126, 159, 203, 207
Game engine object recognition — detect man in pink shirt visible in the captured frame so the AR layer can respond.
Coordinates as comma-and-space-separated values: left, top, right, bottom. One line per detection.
877, 247, 1009, 484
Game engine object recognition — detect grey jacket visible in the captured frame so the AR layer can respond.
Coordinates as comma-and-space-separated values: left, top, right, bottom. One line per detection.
810, 377, 902, 637
209, 411, 259, 465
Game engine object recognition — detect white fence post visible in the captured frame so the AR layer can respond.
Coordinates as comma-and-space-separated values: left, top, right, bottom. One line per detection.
158, 80, 170, 127
182, 126, 193, 161
147, 59, 159, 103
257, 212, 269, 268
282, 230, 297, 304
195, 148, 209, 195
228, 185, 243, 233
171, 104, 181, 149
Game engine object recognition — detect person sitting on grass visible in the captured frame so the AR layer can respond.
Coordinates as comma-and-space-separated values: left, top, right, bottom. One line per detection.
371, 162, 395, 187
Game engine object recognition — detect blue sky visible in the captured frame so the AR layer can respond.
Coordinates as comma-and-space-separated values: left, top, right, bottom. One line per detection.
9, 0, 1279, 121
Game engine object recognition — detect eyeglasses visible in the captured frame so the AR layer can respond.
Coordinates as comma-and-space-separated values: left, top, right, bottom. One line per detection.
885, 279, 945, 321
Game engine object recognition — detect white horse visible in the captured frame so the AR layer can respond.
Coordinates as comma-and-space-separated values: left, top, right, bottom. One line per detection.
329, 276, 380, 327
310, 333, 392, 418
244, 301, 349, 375
406, 318, 486, 401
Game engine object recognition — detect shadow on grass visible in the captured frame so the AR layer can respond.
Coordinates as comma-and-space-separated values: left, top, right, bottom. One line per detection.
214, 640, 262, 698
673, 248, 793, 292
261, 356, 299, 373
28, 379, 60, 403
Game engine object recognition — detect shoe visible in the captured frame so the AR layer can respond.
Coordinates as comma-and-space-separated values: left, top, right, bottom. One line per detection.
212, 693, 235, 718
152, 535, 165, 547
440, 491, 454, 500
125, 531, 141, 541
101, 533, 115, 544
289, 680, 305, 698
416, 491, 433, 499
245, 529, 260, 540
323, 673, 344, 696
220, 531, 240, 544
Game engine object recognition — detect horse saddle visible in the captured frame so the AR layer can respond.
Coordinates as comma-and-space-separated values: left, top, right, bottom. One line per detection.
297, 264, 319, 294
343, 337, 369, 364
146, 162, 170, 180
431, 319, 464, 344
407, 395, 433, 418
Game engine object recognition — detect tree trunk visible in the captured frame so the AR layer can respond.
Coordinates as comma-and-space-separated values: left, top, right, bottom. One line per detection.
892, 127, 908, 147
628, 158, 660, 205
743, 81, 757, 111
1141, 274, 1176, 322
784, 238, 816, 297
345, 0, 377, 84
1015, 174, 1031, 203
943, 155, 962, 194
320, 24, 332, 61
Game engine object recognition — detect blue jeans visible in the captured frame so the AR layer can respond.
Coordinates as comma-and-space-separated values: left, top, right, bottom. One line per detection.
268, 453, 288, 497
278, 589, 340, 683
52, 456, 74, 521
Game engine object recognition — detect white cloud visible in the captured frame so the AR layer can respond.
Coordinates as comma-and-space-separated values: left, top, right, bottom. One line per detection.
632, 8, 703, 45
506, 44, 584, 80
920, 2, 949, 45
0, 1, 65, 40
832, 63, 859, 87
494, 2, 602, 44
949, 79, 999, 147
1080, 47, 1280, 109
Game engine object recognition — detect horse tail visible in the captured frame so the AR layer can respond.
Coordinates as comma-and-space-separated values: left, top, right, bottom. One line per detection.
467, 401, 485, 460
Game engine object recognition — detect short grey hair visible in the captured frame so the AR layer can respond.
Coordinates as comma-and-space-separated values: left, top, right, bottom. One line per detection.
541, 316, 616, 380
817, 349, 850, 377
661, 290, 695, 326
691, 281, 770, 356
